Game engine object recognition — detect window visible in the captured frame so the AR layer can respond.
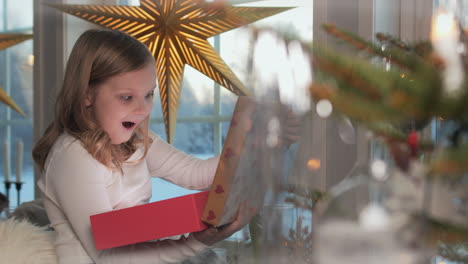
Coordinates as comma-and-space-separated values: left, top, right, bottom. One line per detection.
148, 0, 313, 202
0, 0, 33, 209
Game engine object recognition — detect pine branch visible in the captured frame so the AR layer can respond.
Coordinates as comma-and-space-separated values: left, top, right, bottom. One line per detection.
310, 84, 415, 123
430, 144, 468, 176
282, 184, 329, 211
368, 122, 435, 151
312, 44, 408, 97
312, 50, 382, 100
436, 83, 468, 121
322, 24, 431, 72
311, 44, 443, 122
375, 33, 432, 57
375, 33, 412, 52
424, 214, 468, 246
248, 213, 262, 255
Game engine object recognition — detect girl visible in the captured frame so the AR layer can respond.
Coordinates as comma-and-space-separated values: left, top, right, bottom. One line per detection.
33, 29, 252, 264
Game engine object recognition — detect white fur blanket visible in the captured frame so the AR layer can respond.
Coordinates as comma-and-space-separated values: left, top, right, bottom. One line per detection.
0, 218, 57, 264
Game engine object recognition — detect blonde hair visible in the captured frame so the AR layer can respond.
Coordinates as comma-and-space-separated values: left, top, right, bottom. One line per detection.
33, 29, 155, 172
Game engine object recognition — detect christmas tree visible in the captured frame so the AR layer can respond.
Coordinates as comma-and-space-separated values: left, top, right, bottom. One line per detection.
224, 7, 468, 262
238, 7, 468, 264
304, 14, 468, 264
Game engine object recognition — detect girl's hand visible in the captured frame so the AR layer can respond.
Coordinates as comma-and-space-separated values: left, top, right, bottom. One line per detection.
193, 202, 257, 246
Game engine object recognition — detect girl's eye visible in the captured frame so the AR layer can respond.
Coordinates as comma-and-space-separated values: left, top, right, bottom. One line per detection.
120, 95, 132, 101
145, 91, 155, 100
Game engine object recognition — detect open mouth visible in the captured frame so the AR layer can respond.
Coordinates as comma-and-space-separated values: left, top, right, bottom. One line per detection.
122, 121, 136, 129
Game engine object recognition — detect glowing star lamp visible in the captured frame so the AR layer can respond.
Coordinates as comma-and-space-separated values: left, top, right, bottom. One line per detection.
47, 0, 293, 142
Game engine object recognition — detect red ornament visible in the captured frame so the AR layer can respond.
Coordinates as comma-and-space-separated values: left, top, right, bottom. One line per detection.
406, 131, 420, 158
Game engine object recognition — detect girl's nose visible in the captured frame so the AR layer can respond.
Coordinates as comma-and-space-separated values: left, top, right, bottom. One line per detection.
134, 99, 152, 114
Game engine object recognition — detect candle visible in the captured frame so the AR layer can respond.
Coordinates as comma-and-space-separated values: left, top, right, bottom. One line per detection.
4, 142, 10, 182
431, 9, 464, 96
16, 140, 23, 183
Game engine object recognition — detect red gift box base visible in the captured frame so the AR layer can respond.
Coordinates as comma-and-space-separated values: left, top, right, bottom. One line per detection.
90, 191, 209, 250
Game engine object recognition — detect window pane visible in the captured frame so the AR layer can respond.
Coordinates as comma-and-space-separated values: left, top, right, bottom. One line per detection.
0, 2, 3, 30
219, 28, 250, 98
151, 66, 215, 118
151, 178, 199, 202
149, 122, 214, 202
221, 121, 230, 146
150, 91, 163, 118
9, 122, 34, 205
118, 0, 140, 6
220, 86, 237, 115
0, 122, 33, 206
238, 0, 313, 41
7, 40, 33, 118
462, 0, 468, 27
179, 67, 215, 116
6, 0, 33, 30
175, 122, 214, 157
0, 126, 5, 184
149, 122, 166, 140
150, 122, 215, 157
0, 52, 5, 119
220, 0, 313, 113
1, 0, 34, 206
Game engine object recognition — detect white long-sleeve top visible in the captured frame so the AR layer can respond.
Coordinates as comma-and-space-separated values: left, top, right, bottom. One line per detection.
37, 131, 219, 264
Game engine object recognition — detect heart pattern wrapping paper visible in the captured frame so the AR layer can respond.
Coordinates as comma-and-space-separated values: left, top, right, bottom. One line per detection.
202, 96, 288, 227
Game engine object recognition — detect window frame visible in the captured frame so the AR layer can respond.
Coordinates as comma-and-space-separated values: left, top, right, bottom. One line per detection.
0, 0, 34, 205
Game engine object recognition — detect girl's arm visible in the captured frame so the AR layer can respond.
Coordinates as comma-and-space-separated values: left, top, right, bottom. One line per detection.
146, 131, 219, 190
45, 139, 209, 264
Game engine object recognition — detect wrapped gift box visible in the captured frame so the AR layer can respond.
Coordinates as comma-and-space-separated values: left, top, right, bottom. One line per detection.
90, 191, 209, 250
202, 96, 285, 227
202, 96, 257, 226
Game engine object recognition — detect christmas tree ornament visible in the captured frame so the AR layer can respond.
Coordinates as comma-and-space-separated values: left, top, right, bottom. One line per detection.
406, 131, 420, 158
430, 4, 464, 97
358, 203, 389, 231
370, 159, 388, 181
337, 116, 356, 144
315, 99, 332, 118
47, 0, 292, 142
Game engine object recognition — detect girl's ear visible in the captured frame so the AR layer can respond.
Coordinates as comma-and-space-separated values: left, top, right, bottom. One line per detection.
84, 98, 91, 107
84, 91, 92, 107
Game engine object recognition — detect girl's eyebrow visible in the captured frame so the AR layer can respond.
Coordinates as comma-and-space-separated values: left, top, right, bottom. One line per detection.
114, 88, 134, 93
114, 85, 155, 94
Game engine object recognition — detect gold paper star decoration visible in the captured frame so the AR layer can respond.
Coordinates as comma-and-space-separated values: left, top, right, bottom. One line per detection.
48, 0, 292, 142
0, 33, 32, 117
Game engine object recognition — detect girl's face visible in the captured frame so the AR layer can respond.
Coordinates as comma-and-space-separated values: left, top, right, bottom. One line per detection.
87, 63, 157, 144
